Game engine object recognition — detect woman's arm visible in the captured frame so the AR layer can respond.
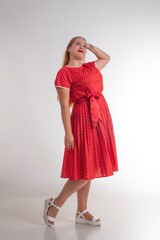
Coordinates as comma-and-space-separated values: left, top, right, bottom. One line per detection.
86, 43, 110, 71
56, 87, 74, 149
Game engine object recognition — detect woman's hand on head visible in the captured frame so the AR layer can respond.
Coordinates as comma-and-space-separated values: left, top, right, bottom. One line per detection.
65, 133, 74, 149
85, 42, 91, 50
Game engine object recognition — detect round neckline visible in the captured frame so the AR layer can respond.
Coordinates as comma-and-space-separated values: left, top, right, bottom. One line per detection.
64, 64, 84, 69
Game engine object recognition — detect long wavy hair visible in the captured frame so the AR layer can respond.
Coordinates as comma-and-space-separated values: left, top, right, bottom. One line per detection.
62, 36, 86, 66
57, 36, 86, 108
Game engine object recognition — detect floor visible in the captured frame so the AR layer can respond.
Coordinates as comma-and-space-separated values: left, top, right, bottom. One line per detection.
0, 195, 160, 240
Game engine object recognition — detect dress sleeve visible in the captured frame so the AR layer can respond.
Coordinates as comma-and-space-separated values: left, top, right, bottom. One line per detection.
54, 68, 71, 90
84, 61, 96, 69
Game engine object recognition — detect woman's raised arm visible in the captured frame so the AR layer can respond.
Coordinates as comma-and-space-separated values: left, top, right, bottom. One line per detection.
86, 43, 110, 71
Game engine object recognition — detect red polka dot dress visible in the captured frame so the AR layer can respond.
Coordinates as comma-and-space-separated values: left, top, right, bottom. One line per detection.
54, 61, 118, 180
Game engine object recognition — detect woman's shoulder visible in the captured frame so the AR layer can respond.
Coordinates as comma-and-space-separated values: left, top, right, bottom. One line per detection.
55, 61, 97, 76
83, 61, 95, 67
55, 66, 70, 79
57, 66, 68, 74
83, 61, 100, 72
59, 61, 96, 70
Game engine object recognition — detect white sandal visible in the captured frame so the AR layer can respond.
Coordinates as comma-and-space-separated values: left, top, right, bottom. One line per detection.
75, 209, 101, 226
43, 198, 60, 226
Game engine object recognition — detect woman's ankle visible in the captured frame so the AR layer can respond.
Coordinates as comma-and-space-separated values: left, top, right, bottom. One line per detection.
53, 197, 64, 208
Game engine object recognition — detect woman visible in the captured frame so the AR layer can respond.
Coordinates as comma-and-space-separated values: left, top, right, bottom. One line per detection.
43, 36, 118, 227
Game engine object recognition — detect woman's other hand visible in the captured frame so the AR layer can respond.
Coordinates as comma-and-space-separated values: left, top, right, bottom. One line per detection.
65, 133, 74, 149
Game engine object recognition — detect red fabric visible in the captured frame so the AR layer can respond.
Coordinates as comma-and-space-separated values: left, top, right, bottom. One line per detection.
54, 61, 118, 180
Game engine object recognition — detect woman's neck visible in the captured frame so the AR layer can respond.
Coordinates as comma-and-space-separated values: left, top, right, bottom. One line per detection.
67, 59, 84, 67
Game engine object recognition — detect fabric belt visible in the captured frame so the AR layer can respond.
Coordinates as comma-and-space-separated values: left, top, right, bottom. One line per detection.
74, 91, 102, 128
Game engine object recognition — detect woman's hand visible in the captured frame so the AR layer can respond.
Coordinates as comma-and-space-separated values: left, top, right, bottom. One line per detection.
85, 42, 91, 50
65, 133, 74, 149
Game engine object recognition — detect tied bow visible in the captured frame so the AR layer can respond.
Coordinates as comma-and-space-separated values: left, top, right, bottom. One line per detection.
86, 91, 102, 128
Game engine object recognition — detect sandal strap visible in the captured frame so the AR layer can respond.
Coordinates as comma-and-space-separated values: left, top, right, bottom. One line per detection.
92, 217, 99, 222
77, 209, 88, 219
77, 209, 99, 222
49, 199, 61, 210
46, 215, 56, 222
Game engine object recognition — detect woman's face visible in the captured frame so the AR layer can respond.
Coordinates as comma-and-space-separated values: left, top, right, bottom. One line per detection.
68, 38, 87, 60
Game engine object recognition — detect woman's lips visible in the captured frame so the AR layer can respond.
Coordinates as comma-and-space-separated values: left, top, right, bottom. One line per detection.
78, 50, 84, 53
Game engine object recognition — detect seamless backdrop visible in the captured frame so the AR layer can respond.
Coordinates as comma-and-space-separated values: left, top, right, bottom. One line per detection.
0, 0, 160, 198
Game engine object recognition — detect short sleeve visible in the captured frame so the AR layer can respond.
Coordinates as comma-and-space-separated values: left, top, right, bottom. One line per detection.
83, 61, 97, 70
54, 68, 71, 90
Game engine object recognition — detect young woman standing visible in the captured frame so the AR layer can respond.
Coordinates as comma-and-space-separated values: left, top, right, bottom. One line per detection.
43, 36, 118, 226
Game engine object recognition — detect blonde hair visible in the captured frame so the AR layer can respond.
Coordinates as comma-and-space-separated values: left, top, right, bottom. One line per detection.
62, 36, 86, 66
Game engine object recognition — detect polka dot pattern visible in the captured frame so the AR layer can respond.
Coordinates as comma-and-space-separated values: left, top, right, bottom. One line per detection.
54, 61, 118, 180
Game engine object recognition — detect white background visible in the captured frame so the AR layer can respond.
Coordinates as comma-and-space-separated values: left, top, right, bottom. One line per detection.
0, 0, 160, 198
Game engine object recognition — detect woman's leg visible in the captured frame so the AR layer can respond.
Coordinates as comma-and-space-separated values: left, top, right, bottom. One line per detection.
76, 180, 99, 221
47, 179, 89, 224
77, 180, 91, 212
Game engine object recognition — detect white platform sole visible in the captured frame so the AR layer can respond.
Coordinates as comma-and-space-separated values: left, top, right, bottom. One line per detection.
75, 217, 101, 226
